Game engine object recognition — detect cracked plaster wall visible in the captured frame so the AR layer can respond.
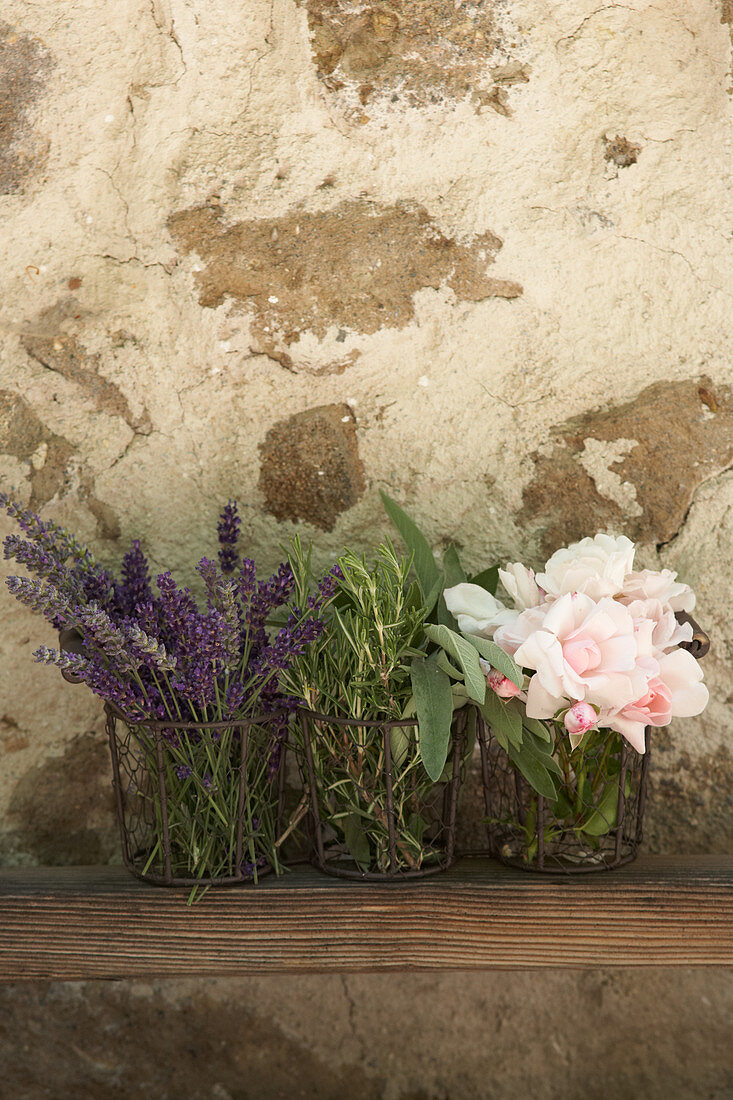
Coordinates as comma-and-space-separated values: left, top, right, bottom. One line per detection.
0, 0, 732, 1095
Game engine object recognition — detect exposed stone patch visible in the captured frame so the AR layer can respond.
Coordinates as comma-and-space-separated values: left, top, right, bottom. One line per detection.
520, 379, 733, 554
0, 389, 75, 508
723, 2, 733, 49
603, 134, 641, 168
259, 404, 366, 530
0, 20, 53, 194
301, 1, 528, 113
169, 198, 521, 361
21, 323, 151, 435
645, 734, 733, 855
5, 731, 118, 865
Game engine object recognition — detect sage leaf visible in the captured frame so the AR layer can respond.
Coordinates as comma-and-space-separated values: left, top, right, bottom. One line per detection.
424, 623, 486, 704
479, 690, 523, 747
411, 653, 454, 782
507, 742, 559, 800
442, 544, 467, 587
522, 716, 553, 743
342, 813, 371, 871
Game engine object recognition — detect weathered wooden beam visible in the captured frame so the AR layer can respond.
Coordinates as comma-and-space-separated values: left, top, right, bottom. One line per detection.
0, 857, 730, 980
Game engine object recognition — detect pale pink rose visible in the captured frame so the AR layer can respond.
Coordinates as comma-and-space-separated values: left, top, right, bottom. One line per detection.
498, 563, 544, 610
513, 593, 646, 720
537, 534, 635, 601
443, 583, 518, 638
603, 647, 708, 753
621, 569, 695, 614
484, 666, 522, 699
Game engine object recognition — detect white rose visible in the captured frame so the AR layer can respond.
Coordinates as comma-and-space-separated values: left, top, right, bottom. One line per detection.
498, 562, 543, 610
621, 569, 696, 614
537, 533, 635, 601
443, 583, 519, 638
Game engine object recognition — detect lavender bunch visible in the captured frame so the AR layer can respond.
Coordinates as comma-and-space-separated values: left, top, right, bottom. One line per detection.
2, 497, 330, 891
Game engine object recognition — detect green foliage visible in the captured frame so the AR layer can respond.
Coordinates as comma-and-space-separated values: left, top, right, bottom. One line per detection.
284, 539, 462, 874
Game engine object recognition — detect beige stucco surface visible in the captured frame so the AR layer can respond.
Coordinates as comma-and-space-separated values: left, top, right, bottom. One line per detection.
0, 0, 732, 1095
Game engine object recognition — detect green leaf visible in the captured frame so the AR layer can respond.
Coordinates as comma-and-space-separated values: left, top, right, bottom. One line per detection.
424, 573, 444, 617
342, 814, 371, 871
523, 716, 553, 743
468, 565, 499, 595
389, 725, 410, 768
579, 773, 630, 836
507, 742, 559, 800
463, 635, 523, 689
424, 624, 486, 704
435, 649, 463, 680
380, 491, 440, 602
411, 653, 454, 782
442, 544, 467, 587
479, 689, 523, 747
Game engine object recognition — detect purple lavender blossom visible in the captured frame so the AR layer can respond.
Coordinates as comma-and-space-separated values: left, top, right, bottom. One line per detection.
126, 624, 177, 671
34, 646, 90, 678
175, 764, 193, 780
237, 558, 257, 601
75, 604, 131, 667
6, 576, 71, 623
115, 540, 152, 616
217, 500, 241, 575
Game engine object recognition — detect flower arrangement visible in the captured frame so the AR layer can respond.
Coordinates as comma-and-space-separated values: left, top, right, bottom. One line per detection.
443, 533, 709, 868
281, 536, 468, 878
1, 494, 328, 891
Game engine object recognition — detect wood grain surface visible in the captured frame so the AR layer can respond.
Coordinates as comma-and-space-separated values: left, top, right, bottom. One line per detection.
0, 857, 730, 980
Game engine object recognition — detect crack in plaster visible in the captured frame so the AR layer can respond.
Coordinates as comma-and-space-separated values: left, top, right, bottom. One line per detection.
340, 976, 367, 1066
557, 4, 697, 49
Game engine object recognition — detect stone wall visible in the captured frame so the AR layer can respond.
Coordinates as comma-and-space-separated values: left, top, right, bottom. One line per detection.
0, 1, 731, 1095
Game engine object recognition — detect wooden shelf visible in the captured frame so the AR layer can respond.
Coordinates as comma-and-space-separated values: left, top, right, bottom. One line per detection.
0, 856, 730, 980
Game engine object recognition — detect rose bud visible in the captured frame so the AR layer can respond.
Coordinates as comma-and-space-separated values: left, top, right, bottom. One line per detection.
564, 701, 597, 735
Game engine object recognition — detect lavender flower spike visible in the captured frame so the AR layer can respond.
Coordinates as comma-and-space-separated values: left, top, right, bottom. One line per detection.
217, 500, 241, 575
6, 576, 70, 623
126, 624, 177, 671
33, 645, 90, 677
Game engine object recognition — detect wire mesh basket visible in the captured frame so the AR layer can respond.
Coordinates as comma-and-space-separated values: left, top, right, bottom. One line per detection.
477, 615, 710, 873
297, 707, 468, 880
105, 704, 288, 887
478, 715, 649, 872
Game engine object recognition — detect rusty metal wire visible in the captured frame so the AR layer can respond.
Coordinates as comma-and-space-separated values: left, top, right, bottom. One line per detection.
478, 715, 648, 872
105, 704, 287, 887
297, 707, 468, 880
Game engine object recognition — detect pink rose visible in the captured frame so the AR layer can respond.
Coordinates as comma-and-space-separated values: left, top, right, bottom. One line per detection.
512, 593, 646, 720
604, 648, 708, 753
